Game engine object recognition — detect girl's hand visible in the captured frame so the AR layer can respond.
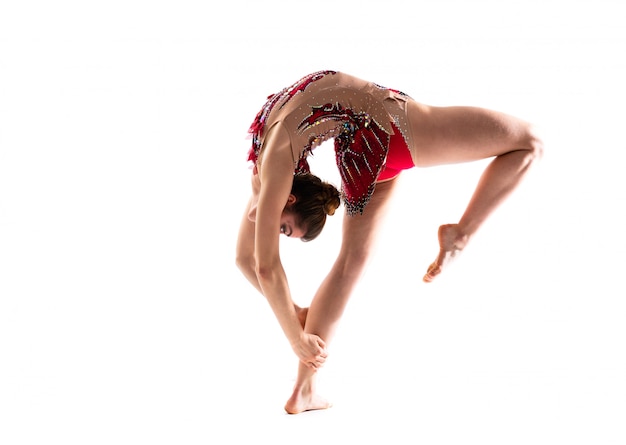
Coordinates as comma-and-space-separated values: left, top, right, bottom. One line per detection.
291, 333, 328, 370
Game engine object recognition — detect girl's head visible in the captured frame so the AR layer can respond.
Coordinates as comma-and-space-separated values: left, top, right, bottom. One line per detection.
286, 173, 341, 242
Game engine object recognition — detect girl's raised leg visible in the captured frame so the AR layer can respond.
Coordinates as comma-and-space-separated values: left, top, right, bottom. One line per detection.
408, 104, 543, 282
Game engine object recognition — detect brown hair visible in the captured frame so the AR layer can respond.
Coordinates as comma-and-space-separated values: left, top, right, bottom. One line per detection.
288, 173, 341, 242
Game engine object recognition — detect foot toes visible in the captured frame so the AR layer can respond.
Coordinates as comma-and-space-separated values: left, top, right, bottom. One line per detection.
423, 263, 440, 283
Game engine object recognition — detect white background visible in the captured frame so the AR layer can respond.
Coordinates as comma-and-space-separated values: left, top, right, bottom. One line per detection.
1, 1, 624, 444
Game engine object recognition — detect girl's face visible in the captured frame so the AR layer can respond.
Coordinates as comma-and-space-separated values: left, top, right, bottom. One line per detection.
279, 210, 305, 239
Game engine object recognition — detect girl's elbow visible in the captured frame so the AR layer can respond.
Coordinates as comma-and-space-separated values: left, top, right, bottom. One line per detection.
254, 260, 279, 282
235, 253, 256, 277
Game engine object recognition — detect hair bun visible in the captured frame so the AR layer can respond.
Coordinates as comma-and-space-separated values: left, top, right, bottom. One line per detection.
322, 183, 341, 216
289, 172, 341, 241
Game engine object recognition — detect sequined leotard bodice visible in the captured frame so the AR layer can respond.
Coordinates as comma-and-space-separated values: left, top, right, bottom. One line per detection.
247, 70, 413, 215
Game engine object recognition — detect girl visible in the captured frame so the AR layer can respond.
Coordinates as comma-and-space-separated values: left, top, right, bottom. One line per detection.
236, 70, 542, 413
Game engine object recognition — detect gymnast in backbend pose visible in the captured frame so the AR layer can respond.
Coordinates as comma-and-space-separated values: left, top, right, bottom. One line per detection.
235, 70, 543, 414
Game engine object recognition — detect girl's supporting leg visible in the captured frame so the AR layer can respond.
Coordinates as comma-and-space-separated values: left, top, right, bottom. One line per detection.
284, 178, 399, 414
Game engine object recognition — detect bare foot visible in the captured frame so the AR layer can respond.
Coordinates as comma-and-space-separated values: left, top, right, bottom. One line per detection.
423, 224, 469, 283
295, 305, 308, 329
284, 383, 332, 415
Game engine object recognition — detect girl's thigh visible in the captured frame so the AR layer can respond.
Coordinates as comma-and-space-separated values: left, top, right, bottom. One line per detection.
408, 101, 534, 167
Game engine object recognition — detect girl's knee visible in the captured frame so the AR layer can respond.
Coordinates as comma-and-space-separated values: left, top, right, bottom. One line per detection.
523, 124, 544, 161
337, 246, 371, 273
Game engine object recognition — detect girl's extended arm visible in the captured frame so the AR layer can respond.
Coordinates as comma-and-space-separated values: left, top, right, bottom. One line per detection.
236, 194, 262, 293
252, 123, 327, 369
